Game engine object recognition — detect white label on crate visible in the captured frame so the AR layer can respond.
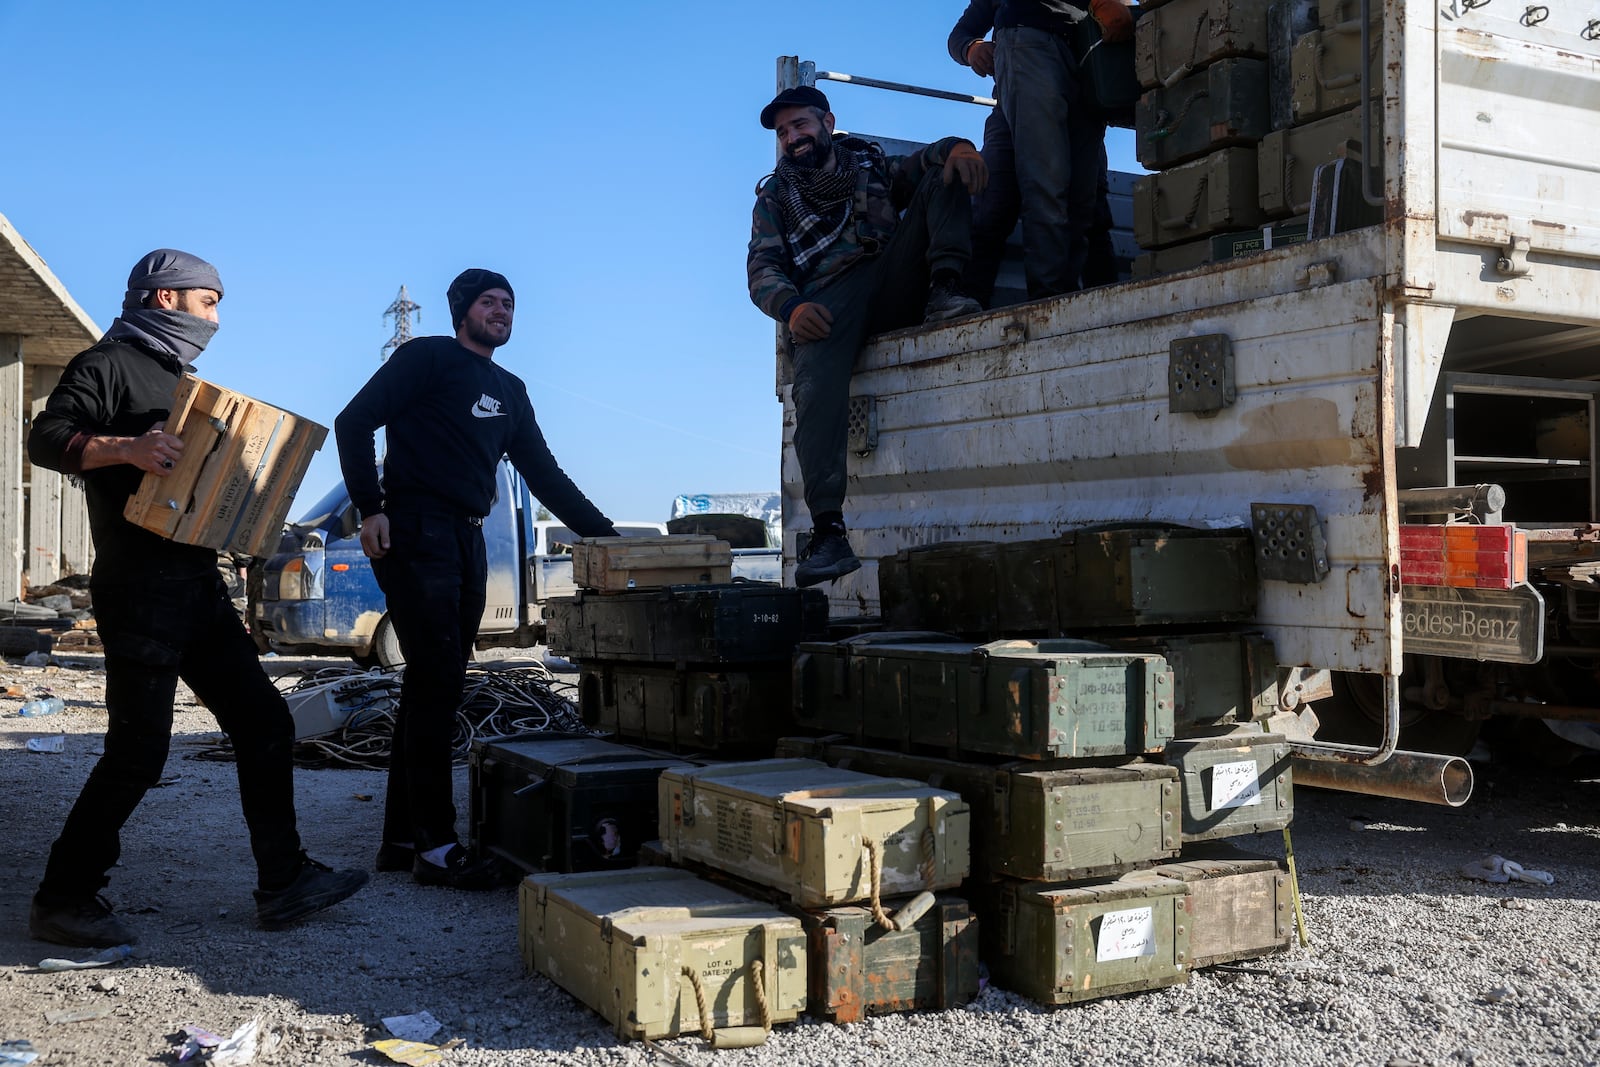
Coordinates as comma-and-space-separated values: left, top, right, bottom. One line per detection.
1096, 906, 1156, 962
1211, 759, 1263, 811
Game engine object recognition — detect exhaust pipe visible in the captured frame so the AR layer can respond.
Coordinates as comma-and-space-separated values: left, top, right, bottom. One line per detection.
1291, 748, 1474, 807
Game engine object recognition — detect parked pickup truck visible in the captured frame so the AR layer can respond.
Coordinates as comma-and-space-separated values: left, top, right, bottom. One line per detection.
249, 459, 665, 666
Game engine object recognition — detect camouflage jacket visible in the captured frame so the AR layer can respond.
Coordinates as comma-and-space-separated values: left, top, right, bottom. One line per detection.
747, 135, 971, 322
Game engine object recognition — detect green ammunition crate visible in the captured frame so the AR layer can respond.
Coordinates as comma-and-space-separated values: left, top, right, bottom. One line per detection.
519, 867, 807, 1041
658, 759, 971, 909
1289, 25, 1379, 124
1164, 728, 1294, 841
1133, 221, 1309, 278
546, 583, 828, 665
776, 737, 1182, 882
792, 636, 1176, 760
578, 660, 794, 755
1258, 106, 1368, 217
1135, 0, 1273, 89
1104, 632, 1280, 732
1134, 147, 1267, 248
804, 895, 980, 1023
980, 873, 1192, 1004
1139, 849, 1292, 966
1137, 58, 1271, 169
878, 541, 1057, 637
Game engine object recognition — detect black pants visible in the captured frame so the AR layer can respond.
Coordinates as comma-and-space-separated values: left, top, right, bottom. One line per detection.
372, 508, 486, 852
790, 166, 973, 518
38, 574, 303, 901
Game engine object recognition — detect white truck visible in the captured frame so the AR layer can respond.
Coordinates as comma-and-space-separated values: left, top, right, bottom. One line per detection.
773, 0, 1600, 804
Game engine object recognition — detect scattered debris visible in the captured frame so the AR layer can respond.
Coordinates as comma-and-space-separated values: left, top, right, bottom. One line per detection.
372, 1038, 464, 1066
383, 1011, 443, 1043
37, 944, 134, 972
25, 736, 65, 754
1462, 855, 1555, 886
0, 1039, 39, 1066
44, 1007, 112, 1025
21, 652, 52, 667
1482, 985, 1517, 1004
210, 1017, 261, 1067
176, 1025, 221, 1061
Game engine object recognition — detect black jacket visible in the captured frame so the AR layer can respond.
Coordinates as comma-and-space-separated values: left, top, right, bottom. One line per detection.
334, 336, 615, 537
28, 339, 218, 582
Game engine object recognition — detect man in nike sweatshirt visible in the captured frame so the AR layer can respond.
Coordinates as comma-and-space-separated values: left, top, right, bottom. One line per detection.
334, 268, 619, 889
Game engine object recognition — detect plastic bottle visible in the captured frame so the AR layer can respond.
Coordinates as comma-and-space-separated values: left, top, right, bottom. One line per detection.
18, 696, 64, 717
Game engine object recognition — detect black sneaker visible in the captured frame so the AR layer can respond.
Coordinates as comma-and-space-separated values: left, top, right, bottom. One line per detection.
795, 531, 862, 588
254, 855, 369, 931
29, 893, 137, 949
412, 844, 505, 891
375, 842, 415, 873
924, 281, 981, 323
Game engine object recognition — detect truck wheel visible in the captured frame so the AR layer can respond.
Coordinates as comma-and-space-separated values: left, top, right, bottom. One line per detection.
1315, 670, 1483, 756
373, 614, 405, 669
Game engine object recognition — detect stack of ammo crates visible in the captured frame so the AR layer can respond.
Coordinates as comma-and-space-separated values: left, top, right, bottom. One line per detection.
1131, 0, 1381, 278
779, 527, 1295, 1005
546, 535, 828, 755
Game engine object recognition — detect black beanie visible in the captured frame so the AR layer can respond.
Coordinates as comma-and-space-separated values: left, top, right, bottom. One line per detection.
447, 269, 514, 328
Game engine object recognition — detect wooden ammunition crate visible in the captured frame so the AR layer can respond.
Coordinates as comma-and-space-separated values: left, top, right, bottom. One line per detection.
776, 737, 1182, 882
519, 867, 807, 1042
980, 873, 1192, 1005
1135, 0, 1272, 89
1289, 26, 1380, 125
791, 635, 1176, 760
1134, 146, 1268, 248
1136, 57, 1271, 170
804, 895, 980, 1023
1257, 106, 1367, 217
572, 535, 732, 592
577, 660, 795, 756
1138, 849, 1291, 966
657, 759, 970, 909
123, 374, 326, 558
1104, 632, 1280, 732
1164, 728, 1294, 841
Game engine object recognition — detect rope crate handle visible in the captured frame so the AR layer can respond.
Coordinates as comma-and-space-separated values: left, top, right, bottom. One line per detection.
862, 837, 939, 932
681, 958, 771, 1049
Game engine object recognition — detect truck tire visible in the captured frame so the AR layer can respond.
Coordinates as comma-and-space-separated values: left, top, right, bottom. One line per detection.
373, 614, 405, 669
1315, 669, 1483, 756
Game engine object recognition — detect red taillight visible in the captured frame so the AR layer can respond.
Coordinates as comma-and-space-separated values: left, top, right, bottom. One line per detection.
1399, 524, 1527, 589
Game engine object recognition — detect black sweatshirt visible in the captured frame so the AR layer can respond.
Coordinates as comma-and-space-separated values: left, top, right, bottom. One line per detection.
28, 339, 218, 582
334, 336, 616, 536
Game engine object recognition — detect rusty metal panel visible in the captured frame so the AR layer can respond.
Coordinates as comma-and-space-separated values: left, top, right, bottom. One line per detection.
780, 240, 1395, 675
1434, 8, 1600, 262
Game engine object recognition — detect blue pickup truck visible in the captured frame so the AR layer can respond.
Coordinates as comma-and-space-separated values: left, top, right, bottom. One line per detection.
249, 460, 666, 666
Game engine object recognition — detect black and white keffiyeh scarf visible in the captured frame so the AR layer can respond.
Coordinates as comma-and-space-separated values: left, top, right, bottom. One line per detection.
774, 138, 879, 277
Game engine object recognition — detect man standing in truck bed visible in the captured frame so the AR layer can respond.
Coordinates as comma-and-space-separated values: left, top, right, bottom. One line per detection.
335, 268, 619, 889
748, 86, 989, 587
27, 249, 368, 947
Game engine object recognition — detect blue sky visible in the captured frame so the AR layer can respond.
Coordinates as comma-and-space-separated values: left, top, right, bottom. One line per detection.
3, 0, 1137, 523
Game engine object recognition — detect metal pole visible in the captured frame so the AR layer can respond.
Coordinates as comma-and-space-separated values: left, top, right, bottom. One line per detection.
814, 70, 996, 109
1293, 748, 1474, 806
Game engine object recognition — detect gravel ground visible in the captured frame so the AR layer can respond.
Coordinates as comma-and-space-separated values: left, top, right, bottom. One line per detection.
2, 652, 1598, 1067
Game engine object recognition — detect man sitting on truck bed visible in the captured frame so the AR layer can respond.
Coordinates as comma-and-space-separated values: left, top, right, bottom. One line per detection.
747, 85, 988, 587
335, 268, 620, 889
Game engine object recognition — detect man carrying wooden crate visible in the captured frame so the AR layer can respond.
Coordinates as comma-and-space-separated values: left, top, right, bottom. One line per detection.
747, 86, 988, 587
26, 249, 369, 948
335, 268, 620, 890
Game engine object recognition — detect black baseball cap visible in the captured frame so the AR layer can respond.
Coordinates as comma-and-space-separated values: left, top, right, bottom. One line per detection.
760, 86, 831, 129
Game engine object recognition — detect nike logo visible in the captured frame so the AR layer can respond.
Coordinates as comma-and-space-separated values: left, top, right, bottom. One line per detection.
471, 393, 506, 419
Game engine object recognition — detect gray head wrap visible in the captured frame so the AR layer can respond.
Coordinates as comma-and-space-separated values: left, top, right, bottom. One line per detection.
103, 248, 224, 366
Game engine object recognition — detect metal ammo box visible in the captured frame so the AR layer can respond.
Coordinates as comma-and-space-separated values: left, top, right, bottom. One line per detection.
578, 661, 793, 755
979, 873, 1192, 1005
1133, 848, 1292, 967
519, 867, 806, 1042
468, 734, 693, 873
657, 759, 970, 909
546, 583, 828, 665
803, 895, 980, 1023
791, 635, 1176, 760
1136, 57, 1271, 169
1163, 727, 1294, 841
776, 736, 1182, 882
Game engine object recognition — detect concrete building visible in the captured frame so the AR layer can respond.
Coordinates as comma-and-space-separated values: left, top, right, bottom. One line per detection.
0, 213, 100, 601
